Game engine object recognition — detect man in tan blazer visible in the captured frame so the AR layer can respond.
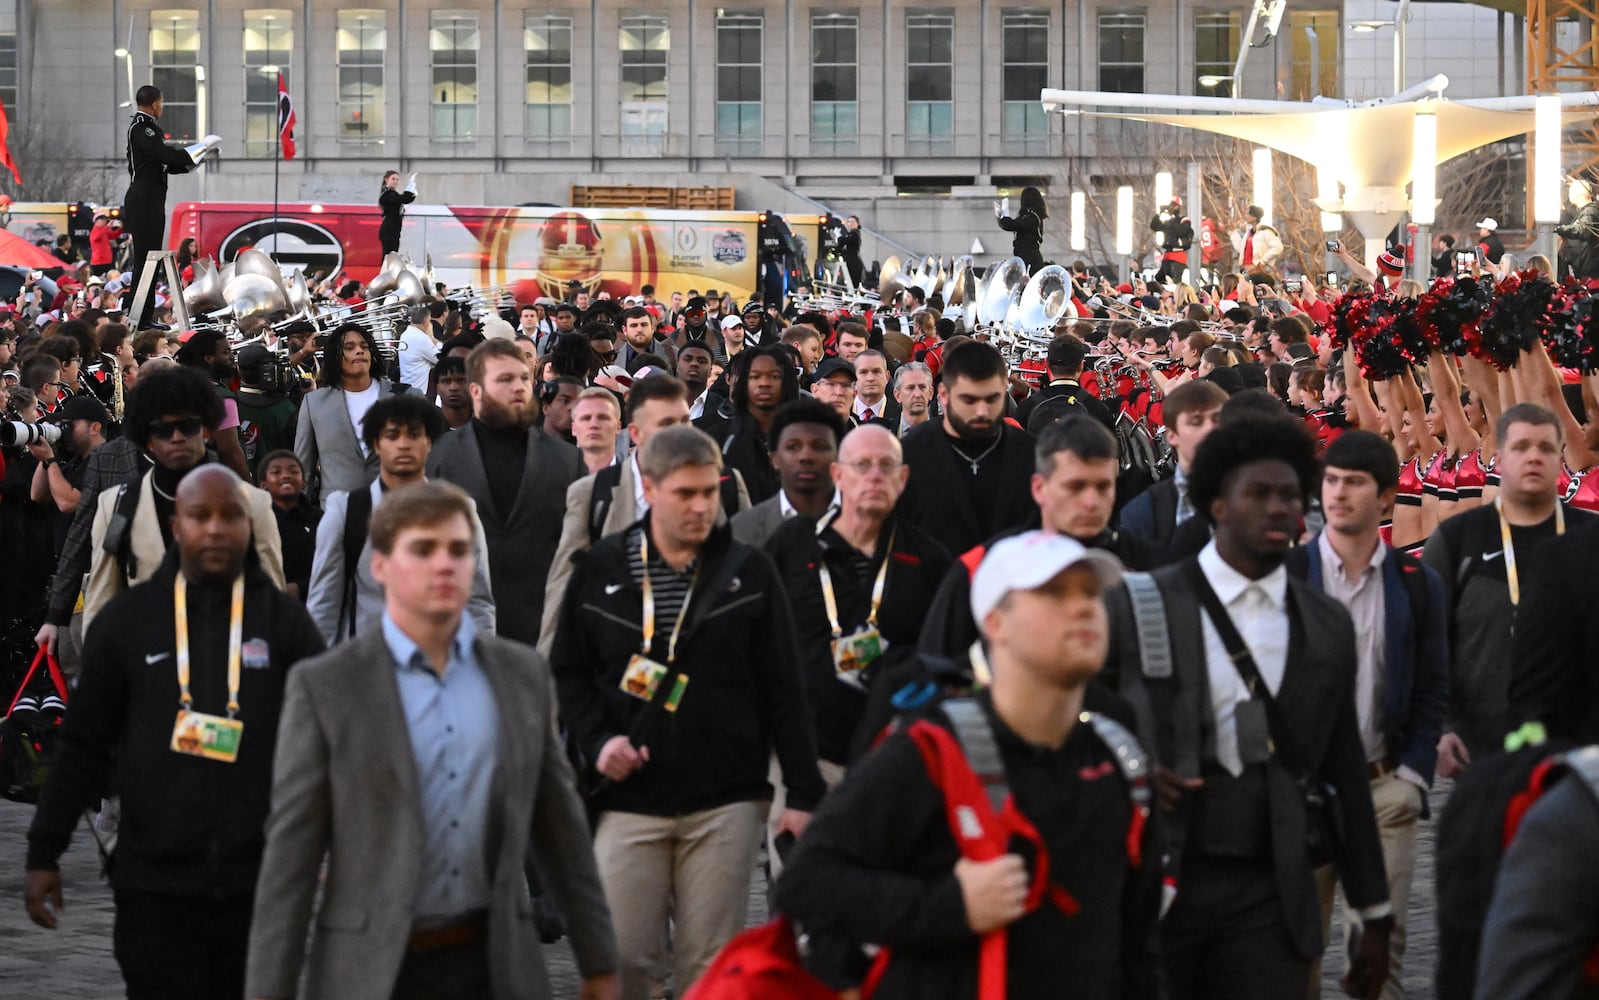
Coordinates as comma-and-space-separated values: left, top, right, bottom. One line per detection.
84, 365, 284, 630
246, 481, 618, 1000
537, 375, 748, 654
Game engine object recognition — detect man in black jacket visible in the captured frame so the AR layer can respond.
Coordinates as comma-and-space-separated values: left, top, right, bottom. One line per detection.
122, 85, 198, 327
551, 424, 824, 1000
24, 465, 325, 999
778, 530, 1161, 1000
1102, 416, 1394, 1000
897, 342, 1035, 558
1118, 379, 1227, 557
766, 425, 951, 804
703, 346, 799, 505
1015, 332, 1114, 431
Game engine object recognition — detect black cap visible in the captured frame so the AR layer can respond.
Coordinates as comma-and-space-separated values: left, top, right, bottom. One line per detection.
741, 301, 764, 315
51, 394, 110, 427
685, 296, 708, 312
554, 302, 580, 316
814, 357, 857, 382
236, 344, 274, 370
1203, 367, 1245, 395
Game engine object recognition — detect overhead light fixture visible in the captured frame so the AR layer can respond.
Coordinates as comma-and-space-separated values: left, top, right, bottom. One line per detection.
113, 47, 129, 58
1350, 20, 1392, 32
1198, 74, 1234, 88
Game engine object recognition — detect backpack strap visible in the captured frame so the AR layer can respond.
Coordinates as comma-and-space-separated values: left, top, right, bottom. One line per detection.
1121, 572, 1173, 680
587, 464, 624, 544
339, 486, 374, 639
102, 480, 144, 587
941, 698, 1009, 816
1083, 712, 1153, 868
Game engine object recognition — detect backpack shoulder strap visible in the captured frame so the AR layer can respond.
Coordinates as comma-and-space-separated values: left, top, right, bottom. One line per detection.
1083, 711, 1154, 869
1554, 746, 1599, 805
1121, 571, 1173, 680
588, 464, 624, 544
339, 487, 374, 638
941, 698, 1008, 816
103, 480, 143, 586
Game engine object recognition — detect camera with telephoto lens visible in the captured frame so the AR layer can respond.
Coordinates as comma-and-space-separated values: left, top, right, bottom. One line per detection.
0, 420, 62, 448
257, 356, 300, 395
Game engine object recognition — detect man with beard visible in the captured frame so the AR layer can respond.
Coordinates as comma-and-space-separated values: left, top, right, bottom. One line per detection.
673, 297, 727, 363
176, 330, 252, 481
621, 305, 674, 371
26, 465, 324, 1000
709, 346, 799, 505
426, 338, 585, 645
897, 342, 1036, 557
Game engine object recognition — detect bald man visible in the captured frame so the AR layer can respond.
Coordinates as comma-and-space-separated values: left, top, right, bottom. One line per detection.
26, 465, 325, 1000
763, 424, 954, 871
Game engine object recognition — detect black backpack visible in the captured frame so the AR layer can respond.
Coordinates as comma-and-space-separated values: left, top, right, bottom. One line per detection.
337, 486, 375, 639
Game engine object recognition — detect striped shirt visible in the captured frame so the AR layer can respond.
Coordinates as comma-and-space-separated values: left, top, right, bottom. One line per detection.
625, 525, 698, 656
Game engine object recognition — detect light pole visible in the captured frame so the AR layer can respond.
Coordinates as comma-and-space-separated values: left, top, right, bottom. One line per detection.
1534, 93, 1563, 272
1411, 109, 1437, 282
114, 47, 133, 108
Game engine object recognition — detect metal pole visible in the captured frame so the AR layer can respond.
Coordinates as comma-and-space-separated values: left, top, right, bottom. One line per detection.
1187, 164, 1202, 282
272, 129, 281, 260
1394, 0, 1412, 96
1230, 0, 1264, 101
1413, 223, 1430, 281
1306, 26, 1319, 98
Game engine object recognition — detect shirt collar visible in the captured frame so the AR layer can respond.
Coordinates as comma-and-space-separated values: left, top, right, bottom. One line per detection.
1316, 530, 1385, 578
1198, 539, 1288, 610
381, 610, 476, 676
853, 395, 883, 419
779, 487, 842, 519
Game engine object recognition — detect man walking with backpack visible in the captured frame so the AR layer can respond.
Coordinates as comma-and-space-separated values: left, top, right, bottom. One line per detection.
775, 531, 1161, 999
305, 394, 494, 644
1016, 333, 1114, 433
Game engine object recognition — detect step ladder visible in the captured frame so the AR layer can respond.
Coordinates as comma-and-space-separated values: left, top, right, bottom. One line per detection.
125, 250, 192, 331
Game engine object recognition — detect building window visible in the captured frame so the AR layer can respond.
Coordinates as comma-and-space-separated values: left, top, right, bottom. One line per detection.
716, 13, 762, 153
430, 12, 478, 141
1287, 10, 1339, 99
1194, 12, 1237, 95
150, 10, 201, 141
243, 12, 292, 158
1002, 12, 1048, 138
526, 15, 572, 141
620, 14, 669, 144
907, 13, 954, 149
0, 33, 17, 120
812, 13, 858, 147
336, 11, 385, 144
1098, 12, 1145, 94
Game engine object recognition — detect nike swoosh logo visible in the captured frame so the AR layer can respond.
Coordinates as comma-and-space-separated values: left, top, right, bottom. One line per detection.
605, 583, 624, 595
1483, 550, 1504, 561
145, 652, 171, 664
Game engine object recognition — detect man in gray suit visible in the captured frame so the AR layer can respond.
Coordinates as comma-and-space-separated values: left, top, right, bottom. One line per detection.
247, 480, 619, 1000
537, 374, 750, 653
294, 323, 399, 505
730, 398, 844, 548
427, 339, 586, 645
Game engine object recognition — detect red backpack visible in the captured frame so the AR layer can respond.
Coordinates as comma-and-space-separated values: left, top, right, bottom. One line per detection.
683, 699, 1151, 1000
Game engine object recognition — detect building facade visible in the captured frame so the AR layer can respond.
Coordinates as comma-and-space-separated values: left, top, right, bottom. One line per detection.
1, 0, 1531, 265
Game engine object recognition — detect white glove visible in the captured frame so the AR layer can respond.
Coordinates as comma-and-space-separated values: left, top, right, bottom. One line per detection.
993, 200, 1004, 219
404, 172, 418, 195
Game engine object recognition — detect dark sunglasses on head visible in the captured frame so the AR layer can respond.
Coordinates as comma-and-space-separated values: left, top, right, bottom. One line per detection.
148, 417, 204, 440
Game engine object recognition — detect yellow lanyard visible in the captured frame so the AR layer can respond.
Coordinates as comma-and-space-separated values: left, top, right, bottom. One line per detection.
818, 528, 895, 639
175, 575, 246, 718
1497, 497, 1564, 606
638, 531, 700, 665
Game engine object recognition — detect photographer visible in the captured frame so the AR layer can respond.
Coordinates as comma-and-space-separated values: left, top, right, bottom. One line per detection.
234, 344, 300, 480
27, 396, 110, 552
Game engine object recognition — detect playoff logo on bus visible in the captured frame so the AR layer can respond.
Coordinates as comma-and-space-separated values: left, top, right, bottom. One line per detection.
219, 218, 344, 275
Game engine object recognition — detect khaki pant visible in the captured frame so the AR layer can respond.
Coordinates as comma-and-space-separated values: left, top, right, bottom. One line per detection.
594, 801, 768, 1000
766, 754, 847, 884
1309, 770, 1423, 999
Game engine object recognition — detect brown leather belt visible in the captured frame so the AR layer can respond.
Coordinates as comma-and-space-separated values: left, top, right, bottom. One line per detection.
1368, 756, 1397, 781
407, 913, 487, 953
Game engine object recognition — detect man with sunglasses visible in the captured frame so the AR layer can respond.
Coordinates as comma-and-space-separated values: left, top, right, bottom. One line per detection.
81, 365, 285, 629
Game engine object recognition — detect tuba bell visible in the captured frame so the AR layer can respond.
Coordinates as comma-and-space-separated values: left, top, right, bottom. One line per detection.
974, 257, 1029, 326
945, 255, 977, 307
876, 255, 905, 303
182, 257, 226, 315
284, 268, 313, 320
1011, 265, 1072, 336
389, 268, 426, 307
233, 248, 289, 298
223, 273, 290, 334
366, 252, 406, 299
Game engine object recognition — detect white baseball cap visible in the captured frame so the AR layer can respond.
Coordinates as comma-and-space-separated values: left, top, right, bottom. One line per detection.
970, 531, 1124, 623
720, 314, 745, 331
1475, 217, 1499, 232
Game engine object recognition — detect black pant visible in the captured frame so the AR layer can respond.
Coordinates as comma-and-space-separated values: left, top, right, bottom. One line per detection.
112, 888, 253, 1000
1162, 857, 1308, 1000
121, 199, 166, 327
391, 937, 492, 1000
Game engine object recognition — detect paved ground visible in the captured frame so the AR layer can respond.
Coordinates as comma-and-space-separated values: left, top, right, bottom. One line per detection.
0, 786, 1446, 999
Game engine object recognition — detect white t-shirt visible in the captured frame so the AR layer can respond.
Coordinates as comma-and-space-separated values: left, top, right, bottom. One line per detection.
397, 325, 439, 394
344, 381, 382, 456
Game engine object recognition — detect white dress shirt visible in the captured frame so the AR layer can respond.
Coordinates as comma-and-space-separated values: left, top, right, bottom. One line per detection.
1197, 541, 1289, 777
631, 451, 650, 516
779, 487, 841, 520
853, 394, 886, 423
1317, 532, 1387, 764
689, 387, 710, 421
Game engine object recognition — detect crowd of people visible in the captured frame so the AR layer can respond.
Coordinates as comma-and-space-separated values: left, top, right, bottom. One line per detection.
8, 169, 1599, 1000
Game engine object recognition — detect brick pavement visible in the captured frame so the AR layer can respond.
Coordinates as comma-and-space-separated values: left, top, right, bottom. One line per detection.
0, 788, 1442, 999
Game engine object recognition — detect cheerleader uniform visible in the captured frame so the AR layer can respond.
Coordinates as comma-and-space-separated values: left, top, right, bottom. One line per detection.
1455, 448, 1487, 502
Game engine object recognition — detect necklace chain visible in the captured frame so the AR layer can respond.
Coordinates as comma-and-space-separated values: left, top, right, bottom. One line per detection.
951, 435, 1001, 474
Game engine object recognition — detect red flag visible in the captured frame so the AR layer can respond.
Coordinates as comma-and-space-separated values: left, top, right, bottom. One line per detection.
277, 73, 296, 160
0, 96, 22, 186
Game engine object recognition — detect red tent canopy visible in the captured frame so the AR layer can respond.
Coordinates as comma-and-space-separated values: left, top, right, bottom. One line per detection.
0, 229, 68, 270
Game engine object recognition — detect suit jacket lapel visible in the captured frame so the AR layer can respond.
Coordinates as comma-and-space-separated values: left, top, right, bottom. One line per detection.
473, 639, 530, 876
1164, 565, 1209, 776
351, 630, 424, 833
451, 425, 500, 526
609, 460, 639, 534
132, 474, 162, 570
506, 429, 546, 523
328, 389, 366, 473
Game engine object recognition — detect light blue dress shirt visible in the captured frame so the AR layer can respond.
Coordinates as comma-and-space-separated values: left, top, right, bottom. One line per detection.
382, 611, 500, 923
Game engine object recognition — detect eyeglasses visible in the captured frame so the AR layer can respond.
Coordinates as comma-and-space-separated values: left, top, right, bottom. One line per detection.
147, 417, 204, 440
598, 349, 619, 361
840, 458, 902, 476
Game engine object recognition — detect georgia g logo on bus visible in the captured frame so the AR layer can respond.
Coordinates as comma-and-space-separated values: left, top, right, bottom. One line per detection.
219, 217, 344, 275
